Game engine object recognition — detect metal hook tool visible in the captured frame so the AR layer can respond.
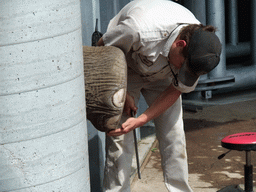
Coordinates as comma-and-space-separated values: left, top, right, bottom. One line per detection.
131, 110, 141, 179
91, 18, 103, 46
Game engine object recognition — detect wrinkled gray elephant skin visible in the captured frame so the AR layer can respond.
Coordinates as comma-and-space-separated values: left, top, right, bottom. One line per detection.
83, 46, 127, 132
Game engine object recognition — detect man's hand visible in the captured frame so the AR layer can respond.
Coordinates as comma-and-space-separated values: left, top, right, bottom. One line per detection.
123, 92, 138, 117
107, 85, 181, 137
107, 117, 140, 136
107, 92, 138, 136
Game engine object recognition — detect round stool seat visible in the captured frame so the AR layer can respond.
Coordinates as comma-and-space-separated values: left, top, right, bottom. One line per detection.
221, 132, 256, 151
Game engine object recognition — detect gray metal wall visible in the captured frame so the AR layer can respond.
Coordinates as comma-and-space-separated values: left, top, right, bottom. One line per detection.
181, 0, 256, 99
81, 1, 142, 191
80, 1, 105, 191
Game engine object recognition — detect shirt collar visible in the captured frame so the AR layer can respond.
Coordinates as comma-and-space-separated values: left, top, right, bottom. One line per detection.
161, 23, 189, 58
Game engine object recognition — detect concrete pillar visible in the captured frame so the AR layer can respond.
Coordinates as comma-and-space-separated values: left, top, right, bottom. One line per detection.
0, 0, 90, 191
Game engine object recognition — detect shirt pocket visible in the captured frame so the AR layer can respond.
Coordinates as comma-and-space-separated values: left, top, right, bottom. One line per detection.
137, 53, 154, 67
139, 23, 179, 42
140, 30, 170, 42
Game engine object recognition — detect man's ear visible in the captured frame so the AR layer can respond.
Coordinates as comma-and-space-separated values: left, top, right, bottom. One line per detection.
176, 40, 186, 48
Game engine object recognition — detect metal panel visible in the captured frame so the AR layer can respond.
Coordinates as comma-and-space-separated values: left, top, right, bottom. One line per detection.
100, 0, 118, 33
251, 0, 256, 65
0, 0, 90, 191
82, 1, 135, 191
99, 0, 132, 33
80, 1, 106, 191
81, 0, 101, 46
183, 0, 206, 25
183, 0, 256, 102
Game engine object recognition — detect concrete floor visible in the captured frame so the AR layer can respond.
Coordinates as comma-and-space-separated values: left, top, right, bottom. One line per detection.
131, 98, 256, 192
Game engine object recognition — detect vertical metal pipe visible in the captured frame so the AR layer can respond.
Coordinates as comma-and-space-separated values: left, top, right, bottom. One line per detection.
245, 151, 253, 192
183, 0, 206, 25
246, 151, 251, 166
228, 0, 239, 45
183, 0, 207, 81
251, 0, 256, 65
207, 0, 226, 78
0, 0, 90, 191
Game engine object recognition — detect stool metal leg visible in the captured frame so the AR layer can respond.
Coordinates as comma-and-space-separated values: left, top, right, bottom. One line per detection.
245, 151, 253, 192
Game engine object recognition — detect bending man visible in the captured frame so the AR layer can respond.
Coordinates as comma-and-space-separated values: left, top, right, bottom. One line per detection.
97, 0, 221, 191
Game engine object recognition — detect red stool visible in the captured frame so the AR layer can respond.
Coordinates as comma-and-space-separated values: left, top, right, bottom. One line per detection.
220, 132, 256, 192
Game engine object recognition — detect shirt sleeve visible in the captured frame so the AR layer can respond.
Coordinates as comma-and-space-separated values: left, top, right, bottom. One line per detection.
103, 15, 140, 55
173, 78, 199, 93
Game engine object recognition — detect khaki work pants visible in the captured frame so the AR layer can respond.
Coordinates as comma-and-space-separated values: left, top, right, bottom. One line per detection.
103, 69, 193, 192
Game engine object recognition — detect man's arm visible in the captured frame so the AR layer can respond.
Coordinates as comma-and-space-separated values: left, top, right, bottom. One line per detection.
108, 85, 181, 136
96, 16, 140, 55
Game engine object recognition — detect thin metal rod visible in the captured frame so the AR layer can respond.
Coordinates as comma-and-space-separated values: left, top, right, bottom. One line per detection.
246, 150, 251, 166
132, 111, 141, 179
245, 151, 253, 192
228, 0, 238, 45
133, 129, 141, 179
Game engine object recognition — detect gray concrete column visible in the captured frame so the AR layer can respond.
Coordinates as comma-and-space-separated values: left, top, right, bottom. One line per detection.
0, 0, 90, 191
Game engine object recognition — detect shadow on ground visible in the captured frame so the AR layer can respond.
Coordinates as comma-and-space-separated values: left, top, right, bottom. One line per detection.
132, 100, 256, 192
185, 116, 256, 190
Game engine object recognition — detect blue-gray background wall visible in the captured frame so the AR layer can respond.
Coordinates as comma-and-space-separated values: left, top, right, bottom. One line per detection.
81, 1, 149, 191
80, 1, 134, 191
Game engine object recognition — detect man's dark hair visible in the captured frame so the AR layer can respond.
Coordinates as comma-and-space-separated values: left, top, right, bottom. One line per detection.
179, 24, 217, 58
